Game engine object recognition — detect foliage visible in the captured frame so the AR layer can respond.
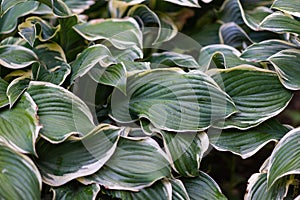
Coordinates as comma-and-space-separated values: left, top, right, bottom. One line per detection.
0, 0, 299, 199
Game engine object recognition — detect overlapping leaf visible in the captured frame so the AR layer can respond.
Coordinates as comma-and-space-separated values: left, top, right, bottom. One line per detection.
272, 0, 300, 17
0, 78, 9, 108
163, 0, 200, 7
7, 76, 30, 107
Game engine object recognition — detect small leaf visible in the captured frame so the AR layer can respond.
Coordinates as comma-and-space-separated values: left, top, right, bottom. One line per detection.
109, 0, 145, 18
80, 137, 171, 191
0, 45, 38, 69
63, 0, 95, 14
27, 81, 95, 143
0, 0, 27, 16
0, 143, 42, 199
217, 0, 243, 24
272, 0, 300, 18
181, 171, 227, 200
7, 76, 30, 107
163, 0, 200, 8
0, 78, 9, 108
170, 179, 190, 200
37, 0, 72, 17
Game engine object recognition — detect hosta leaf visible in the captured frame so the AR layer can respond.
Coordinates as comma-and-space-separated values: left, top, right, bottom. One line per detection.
147, 52, 199, 69
155, 13, 178, 44
198, 44, 253, 71
0, 0, 26, 15
103, 180, 172, 200
245, 173, 290, 200
18, 16, 60, 46
35, 124, 122, 186
71, 44, 115, 82
0, 93, 40, 154
0, 37, 26, 46
0, 45, 38, 69
63, 0, 95, 14
7, 76, 30, 108
32, 43, 71, 85
181, 171, 227, 200
209, 119, 289, 159
88, 62, 127, 94
110, 68, 236, 132
0, 78, 9, 108
52, 181, 100, 200
0, 143, 42, 199
217, 0, 243, 24
163, 0, 200, 8
0, 1, 39, 34
272, 0, 300, 18
37, 0, 72, 17
108, 0, 145, 18
268, 49, 300, 90
80, 137, 171, 191
259, 12, 300, 35
73, 18, 142, 49
210, 66, 293, 129
170, 179, 190, 200
268, 127, 300, 188
27, 81, 95, 143
240, 39, 297, 62
159, 131, 209, 177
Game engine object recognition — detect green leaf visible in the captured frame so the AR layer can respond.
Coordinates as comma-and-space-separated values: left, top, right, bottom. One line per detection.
209, 119, 289, 159
163, 0, 200, 8
245, 173, 290, 200
73, 18, 142, 49
63, 0, 95, 14
52, 181, 100, 200
27, 81, 95, 143
259, 12, 300, 35
181, 171, 227, 200
240, 39, 297, 62
88, 62, 127, 94
0, 93, 40, 154
159, 131, 209, 177
0, 45, 38, 69
170, 179, 190, 200
7, 76, 30, 108
18, 16, 60, 46
0, 0, 26, 15
210, 65, 293, 129
110, 68, 236, 132
71, 44, 115, 82
32, 43, 71, 85
37, 0, 72, 17
80, 137, 171, 191
108, 0, 145, 18
0, 1, 39, 34
103, 180, 172, 200
217, 0, 243, 24
268, 49, 300, 90
267, 127, 300, 188
155, 13, 178, 44
0, 78, 9, 108
272, 0, 300, 17
35, 124, 122, 186
0, 143, 42, 199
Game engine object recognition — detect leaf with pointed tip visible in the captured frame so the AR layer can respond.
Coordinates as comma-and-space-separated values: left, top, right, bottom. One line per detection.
0, 1, 39, 34
6, 77, 30, 108
181, 171, 227, 200
0, 78, 9, 108
170, 179, 190, 200
163, 0, 200, 8
63, 0, 95, 14
0, 143, 42, 199
209, 119, 289, 159
155, 13, 178, 44
52, 181, 100, 200
0, 93, 40, 154
210, 66, 293, 129
0, 45, 38, 69
37, 0, 72, 17
268, 49, 300, 90
267, 127, 300, 188
272, 0, 300, 18
35, 124, 122, 186
240, 40, 297, 62
27, 81, 95, 143
73, 18, 142, 50
108, 0, 145, 18
80, 137, 171, 191
110, 68, 236, 132
0, 0, 26, 15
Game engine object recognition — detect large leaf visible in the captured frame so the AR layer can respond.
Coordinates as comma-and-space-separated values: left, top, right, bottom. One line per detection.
209, 119, 289, 159
267, 127, 300, 188
159, 130, 209, 177
0, 1, 39, 34
0, 93, 40, 154
37, 0, 72, 17
27, 81, 95, 143
268, 49, 300, 90
80, 137, 171, 191
0, 143, 42, 199
217, 0, 243, 24
210, 65, 293, 129
51, 181, 100, 200
35, 124, 122, 186
0, 78, 9, 108
0, 45, 38, 69
73, 18, 142, 49
0, 0, 27, 15
163, 0, 200, 7
110, 68, 236, 132
181, 171, 227, 200
7, 76, 30, 107
272, 0, 300, 18
240, 39, 297, 62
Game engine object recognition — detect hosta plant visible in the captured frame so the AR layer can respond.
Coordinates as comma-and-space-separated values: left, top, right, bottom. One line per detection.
0, 0, 299, 199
